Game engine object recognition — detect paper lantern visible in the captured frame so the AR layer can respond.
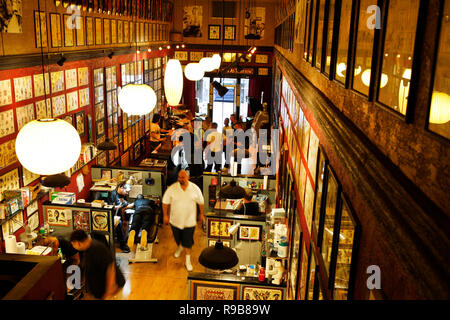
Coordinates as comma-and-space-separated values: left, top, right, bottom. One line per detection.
211, 54, 222, 70
15, 119, 81, 175
164, 59, 183, 106
199, 57, 215, 72
430, 91, 450, 124
336, 62, 347, 78
184, 63, 205, 81
398, 69, 412, 115
354, 65, 362, 76
118, 84, 157, 115
361, 69, 388, 88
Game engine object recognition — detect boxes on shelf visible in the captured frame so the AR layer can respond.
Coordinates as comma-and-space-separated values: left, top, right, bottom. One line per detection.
91, 200, 104, 208
271, 208, 286, 224
51, 191, 76, 205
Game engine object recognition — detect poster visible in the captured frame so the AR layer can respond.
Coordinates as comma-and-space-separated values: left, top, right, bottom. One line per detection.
16, 103, 35, 130
0, 139, 17, 169
244, 7, 265, 40
91, 211, 109, 232
191, 281, 239, 300
0, 0, 23, 33
242, 286, 283, 300
0, 109, 15, 138
72, 210, 90, 232
46, 207, 71, 227
183, 6, 202, 37
0, 79, 12, 106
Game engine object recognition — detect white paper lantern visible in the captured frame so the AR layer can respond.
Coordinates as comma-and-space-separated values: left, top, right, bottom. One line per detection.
185, 63, 205, 81
361, 69, 388, 88
336, 63, 347, 78
430, 91, 450, 124
199, 57, 215, 72
164, 59, 183, 106
211, 54, 222, 70
15, 119, 81, 175
118, 84, 157, 115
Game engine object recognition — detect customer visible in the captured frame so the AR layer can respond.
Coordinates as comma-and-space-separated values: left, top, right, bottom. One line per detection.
234, 188, 260, 215
205, 122, 223, 172
222, 118, 233, 169
162, 170, 205, 271
150, 113, 171, 152
107, 181, 132, 253
70, 230, 125, 300
127, 195, 157, 251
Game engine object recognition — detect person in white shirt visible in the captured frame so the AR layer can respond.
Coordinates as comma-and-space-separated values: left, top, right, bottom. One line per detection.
162, 170, 205, 271
205, 122, 223, 172
149, 114, 171, 152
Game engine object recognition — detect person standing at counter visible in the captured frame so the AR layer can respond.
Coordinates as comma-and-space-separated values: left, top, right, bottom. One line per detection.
150, 113, 171, 152
234, 188, 260, 215
162, 170, 205, 272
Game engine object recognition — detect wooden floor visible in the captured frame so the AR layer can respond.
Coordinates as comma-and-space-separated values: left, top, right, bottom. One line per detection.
109, 222, 207, 300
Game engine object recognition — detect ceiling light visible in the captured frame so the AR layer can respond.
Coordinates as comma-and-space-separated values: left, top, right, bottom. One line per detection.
164, 59, 183, 106
212, 81, 229, 97
42, 173, 71, 188
118, 84, 157, 115
97, 138, 118, 151
184, 63, 205, 81
15, 119, 81, 175
199, 240, 239, 270
199, 57, 215, 72
429, 91, 450, 124
211, 54, 222, 69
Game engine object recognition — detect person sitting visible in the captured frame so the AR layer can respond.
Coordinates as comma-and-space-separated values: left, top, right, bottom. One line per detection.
234, 188, 260, 215
149, 114, 171, 152
127, 195, 158, 251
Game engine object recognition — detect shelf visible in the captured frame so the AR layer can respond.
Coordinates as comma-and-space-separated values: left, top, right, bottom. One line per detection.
0, 190, 49, 227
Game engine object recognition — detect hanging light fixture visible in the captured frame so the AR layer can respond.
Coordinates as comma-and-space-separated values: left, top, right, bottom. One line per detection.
361, 69, 388, 88
212, 80, 229, 97
219, 180, 246, 199
16, 119, 81, 176
398, 68, 412, 115
184, 63, 205, 81
211, 54, 222, 70
164, 59, 183, 106
118, 5, 157, 116
97, 138, 118, 151
429, 91, 450, 124
199, 172, 239, 270
336, 62, 347, 78
199, 57, 215, 72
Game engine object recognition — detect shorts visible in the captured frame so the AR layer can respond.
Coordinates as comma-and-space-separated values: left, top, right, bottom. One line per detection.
170, 225, 195, 248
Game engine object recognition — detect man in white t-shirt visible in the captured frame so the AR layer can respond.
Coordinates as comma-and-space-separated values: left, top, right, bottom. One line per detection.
205, 122, 223, 172
162, 170, 204, 271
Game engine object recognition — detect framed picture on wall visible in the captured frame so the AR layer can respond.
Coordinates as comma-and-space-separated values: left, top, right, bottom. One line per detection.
174, 51, 188, 61
190, 51, 203, 62
46, 207, 71, 227
238, 225, 262, 241
208, 219, 233, 239
72, 210, 90, 232
255, 54, 269, 64
242, 286, 284, 300
27, 211, 40, 231
34, 11, 47, 48
95, 18, 102, 45
91, 210, 109, 232
75, 110, 85, 137
223, 25, 236, 41
75, 16, 85, 46
111, 19, 117, 44
118, 20, 123, 43
86, 16, 94, 45
49, 13, 62, 48
190, 280, 239, 300
63, 14, 74, 47
208, 25, 221, 40
96, 120, 105, 138
101, 169, 112, 180
103, 19, 111, 44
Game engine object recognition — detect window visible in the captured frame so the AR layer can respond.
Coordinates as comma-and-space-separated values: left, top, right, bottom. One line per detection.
334, 0, 352, 84
352, 0, 376, 96
377, 1, 420, 115
324, 0, 336, 75
314, 0, 326, 69
428, 0, 450, 140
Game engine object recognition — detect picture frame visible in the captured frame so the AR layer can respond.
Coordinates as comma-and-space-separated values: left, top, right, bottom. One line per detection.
46, 207, 71, 227
207, 218, 233, 239
118, 20, 123, 43
111, 19, 117, 44
223, 25, 236, 41
27, 211, 40, 231
101, 169, 112, 180
0, 79, 12, 107
34, 11, 47, 48
238, 225, 262, 241
242, 286, 284, 300
91, 210, 109, 232
72, 210, 90, 232
49, 13, 62, 48
208, 24, 221, 40
75, 110, 85, 137
11, 211, 24, 233
63, 14, 74, 47
0, 139, 17, 169
258, 68, 269, 76
103, 18, 111, 44
62, 114, 73, 125
96, 120, 105, 138
190, 51, 204, 62
22, 166, 40, 187
190, 280, 239, 300
174, 51, 188, 61
75, 15, 85, 46
0, 168, 20, 202
79, 88, 89, 107
86, 16, 94, 45
255, 54, 269, 64
95, 17, 102, 45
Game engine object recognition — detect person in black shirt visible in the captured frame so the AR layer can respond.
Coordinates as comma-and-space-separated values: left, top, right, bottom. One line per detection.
235, 188, 260, 215
70, 230, 125, 300
127, 195, 158, 250
107, 181, 132, 253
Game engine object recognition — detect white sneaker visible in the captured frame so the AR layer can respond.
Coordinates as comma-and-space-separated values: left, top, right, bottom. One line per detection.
174, 245, 183, 258
185, 255, 193, 272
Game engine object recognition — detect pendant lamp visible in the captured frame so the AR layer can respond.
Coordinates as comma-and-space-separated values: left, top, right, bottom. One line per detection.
15, 119, 81, 176
430, 91, 450, 124
199, 57, 215, 72
42, 173, 71, 188
164, 59, 183, 106
184, 63, 205, 81
361, 69, 388, 88
211, 54, 222, 70
97, 138, 118, 151
199, 172, 239, 270
118, 83, 157, 115
219, 180, 246, 199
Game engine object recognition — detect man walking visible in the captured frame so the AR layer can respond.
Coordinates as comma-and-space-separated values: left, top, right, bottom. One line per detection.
162, 170, 204, 271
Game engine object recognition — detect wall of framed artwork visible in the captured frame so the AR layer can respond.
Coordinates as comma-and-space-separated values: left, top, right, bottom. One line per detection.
224, 25, 236, 41
190, 280, 240, 300
208, 25, 221, 40
49, 13, 62, 48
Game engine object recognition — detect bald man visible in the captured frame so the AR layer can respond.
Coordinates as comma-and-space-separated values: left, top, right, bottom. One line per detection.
162, 170, 205, 271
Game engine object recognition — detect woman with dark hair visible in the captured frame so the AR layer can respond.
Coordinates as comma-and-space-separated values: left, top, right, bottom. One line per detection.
150, 114, 171, 152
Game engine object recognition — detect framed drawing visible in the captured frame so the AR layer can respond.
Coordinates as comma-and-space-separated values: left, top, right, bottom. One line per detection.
33, 73, 50, 98
35, 98, 51, 119
16, 103, 35, 131
190, 280, 239, 300
62, 114, 73, 125
22, 167, 40, 187
242, 286, 284, 300
124, 19, 129, 42
0, 139, 17, 169
46, 207, 71, 227
86, 16, 94, 45
66, 91, 79, 112
52, 94, 66, 117
13, 76, 33, 102
49, 13, 62, 48
63, 14, 74, 47
255, 54, 269, 64
96, 120, 105, 137
0, 79, 12, 106
101, 169, 112, 180
65, 69, 77, 90
103, 19, 110, 44
78, 67, 89, 87
238, 225, 262, 241
111, 19, 117, 44
26, 200, 38, 217
27, 211, 40, 231
174, 51, 188, 61
0, 168, 20, 202
75, 110, 85, 137
51, 70, 65, 93
34, 11, 47, 48
72, 210, 90, 232
223, 25, 236, 41
208, 219, 233, 239
91, 210, 109, 232
79, 88, 89, 107
258, 68, 269, 76
208, 24, 221, 40
190, 51, 203, 62
223, 52, 236, 63
95, 18, 102, 45
118, 20, 123, 43
75, 15, 84, 46
11, 211, 24, 233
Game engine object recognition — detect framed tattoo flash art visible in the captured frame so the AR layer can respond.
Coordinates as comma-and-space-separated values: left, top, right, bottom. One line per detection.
72, 210, 90, 232
91, 210, 109, 232
190, 280, 239, 300
242, 286, 284, 300
46, 207, 71, 227
75, 110, 85, 137
63, 14, 74, 47
49, 13, 62, 48
34, 11, 47, 48
86, 16, 94, 45
208, 219, 233, 239
223, 25, 236, 41
238, 225, 262, 241
208, 25, 221, 40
